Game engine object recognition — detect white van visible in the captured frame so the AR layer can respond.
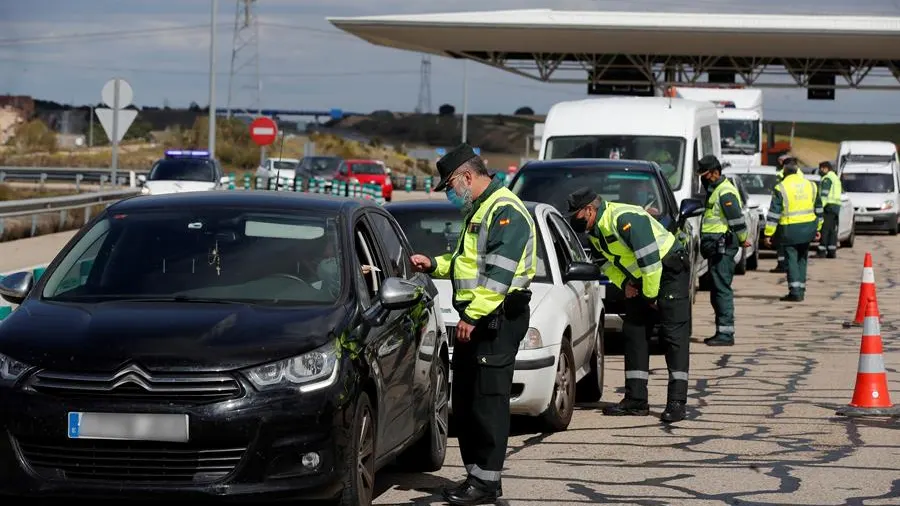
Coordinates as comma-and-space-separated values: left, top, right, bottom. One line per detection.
840, 157, 900, 235
837, 141, 899, 174
537, 96, 722, 288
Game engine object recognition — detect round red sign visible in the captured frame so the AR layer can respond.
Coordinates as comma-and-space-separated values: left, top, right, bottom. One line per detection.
249, 117, 278, 147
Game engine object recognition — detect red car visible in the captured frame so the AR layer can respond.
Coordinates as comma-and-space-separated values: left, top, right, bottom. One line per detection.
335, 159, 393, 201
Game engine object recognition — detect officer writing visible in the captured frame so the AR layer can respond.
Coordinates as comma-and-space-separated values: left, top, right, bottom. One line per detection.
566, 188, 692, 423
697, 155, 749, 347
763, 157, 823, 301
409, 143, 536, 506
816, 160, 842, 258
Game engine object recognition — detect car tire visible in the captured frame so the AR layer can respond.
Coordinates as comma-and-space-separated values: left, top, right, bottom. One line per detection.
338, 392, 376, 506
841, 224, 856, 248
889, 219, 899, 236
576, 319, 605, 403
396, 356, 449, 472
735, 248, 747, 275
746, 246, 759, 271
539, 337, 576, 432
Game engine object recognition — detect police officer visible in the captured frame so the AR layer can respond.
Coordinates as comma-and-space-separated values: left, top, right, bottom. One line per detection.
763, 158, 823, 301
697, 155, 749, 346
769, 154, 793, 273
409, 143, 536, 505
816, 160, 842, 258
566, 188, 692, 423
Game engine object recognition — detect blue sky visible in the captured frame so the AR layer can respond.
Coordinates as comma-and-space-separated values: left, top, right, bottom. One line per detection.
2, 0, 900, 123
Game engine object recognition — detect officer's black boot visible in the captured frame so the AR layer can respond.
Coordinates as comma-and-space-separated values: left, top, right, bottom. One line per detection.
769, 264, 786, 273
660, 400, 686, 423
704, 335, 734, 346
780, 293, 803, 302
443, 478, 500, 505
602, 398, 650, 416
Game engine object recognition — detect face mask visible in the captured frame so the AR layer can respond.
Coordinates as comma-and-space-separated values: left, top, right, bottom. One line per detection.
446, 186, 473, 214
569, 214, 589, 233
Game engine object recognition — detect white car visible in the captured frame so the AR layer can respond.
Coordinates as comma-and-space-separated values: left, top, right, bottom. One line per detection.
255, 157, 301, 190
724, 174, 760, 273
805, 173, 857, 247
139, 150, 230, 195
386, 200, 606, 432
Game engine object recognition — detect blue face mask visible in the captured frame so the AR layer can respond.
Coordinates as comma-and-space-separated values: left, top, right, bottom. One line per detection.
446, 188, 466, 209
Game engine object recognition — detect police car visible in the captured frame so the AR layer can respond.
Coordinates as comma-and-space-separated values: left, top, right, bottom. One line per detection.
138, 150, 230, 196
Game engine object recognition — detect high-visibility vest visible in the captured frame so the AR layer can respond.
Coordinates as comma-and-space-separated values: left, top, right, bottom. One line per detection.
701, 178, 743, 234
822, 171, 842, 206
588, 202, 676, 296
774, 173, 817, 225
776, 168, 785, 181
443, 187, 537, 316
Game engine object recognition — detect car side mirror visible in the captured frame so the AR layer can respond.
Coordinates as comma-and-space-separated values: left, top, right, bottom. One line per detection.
677, 198, 705, 228
219, 176, 231, 185
137, 175, 147, 186
0, 271, 34, 305
379, 277, 424, 310
747, 198, 760, 209
563, 262, 606, 282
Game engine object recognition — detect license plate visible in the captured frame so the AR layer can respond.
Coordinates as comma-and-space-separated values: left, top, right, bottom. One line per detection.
68, 412, 189, 443
856, 216, 874, 223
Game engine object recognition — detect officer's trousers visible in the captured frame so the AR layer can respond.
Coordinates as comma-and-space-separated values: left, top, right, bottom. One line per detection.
775, 241, 786, 269
451, 301, 529, 489
784, 243, 810, 296
709, 247, 738, 341
621, 249, 692, 402
818, 205, 840, 257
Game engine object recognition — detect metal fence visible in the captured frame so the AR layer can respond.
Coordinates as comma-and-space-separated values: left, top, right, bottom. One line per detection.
0, 166, 145, 189
0, 189, 140, 239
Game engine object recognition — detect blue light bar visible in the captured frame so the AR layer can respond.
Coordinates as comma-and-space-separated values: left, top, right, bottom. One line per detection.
165, 150, 210, 158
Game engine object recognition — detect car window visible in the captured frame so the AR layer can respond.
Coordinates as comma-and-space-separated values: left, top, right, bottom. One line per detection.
338, 163, 348, 176
548, 213, 589, 263
351, 163, 385, 175
148, 159, 216, 182
700, 126, 714, 156
367, 212, 411, 279
354, 221, 386, 302
735, 173, 779, 195
841, 172, 896, 193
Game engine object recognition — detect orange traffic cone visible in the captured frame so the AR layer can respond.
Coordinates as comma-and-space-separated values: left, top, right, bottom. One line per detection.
842, 252, 879, 328
836, 297, 899, 417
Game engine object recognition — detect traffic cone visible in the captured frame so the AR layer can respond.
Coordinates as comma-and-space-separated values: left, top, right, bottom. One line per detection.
842, 252, 879, 328
836, 298, 900, 417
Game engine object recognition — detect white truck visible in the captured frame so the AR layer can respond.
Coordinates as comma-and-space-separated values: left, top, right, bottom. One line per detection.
667, 87, 764, 168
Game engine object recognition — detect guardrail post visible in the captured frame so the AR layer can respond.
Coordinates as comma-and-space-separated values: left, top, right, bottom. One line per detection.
243, 174, 251, 190
0, 171, 5, 183
84, 205, 92, 225
75, 174, 83, 193
0, 218, 4, 239
100, 175, 108, 188
404, 176, 413, 193
58, 210, 66, 232
30, 215, 37, 237
129, 171, 136, 188
228, 173, 236, 190
293, 176, 303, 193
39, 173, 47, 191
424, 176, 433, 194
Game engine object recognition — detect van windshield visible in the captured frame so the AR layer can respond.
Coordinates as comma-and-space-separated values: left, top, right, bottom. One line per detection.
720, 119, 761, 154
544, 135, 687, 190
841, 173, 895, 193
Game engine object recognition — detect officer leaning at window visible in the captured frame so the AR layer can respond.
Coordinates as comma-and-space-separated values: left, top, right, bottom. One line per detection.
696, 155, 749, 347
763, 157, 823, 302
409, 143, 537, 506
566, 187, 692, 424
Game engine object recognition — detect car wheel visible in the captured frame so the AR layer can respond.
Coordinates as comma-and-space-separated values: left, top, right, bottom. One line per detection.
539, 337, 576, 432
735, 248, 747, 275
841, 224, 856, 248
576, 319, 605, 403
746, 246, 759, 271
396, 357, 449, 472
338, 393, 376, 506
889, 219, 899, 236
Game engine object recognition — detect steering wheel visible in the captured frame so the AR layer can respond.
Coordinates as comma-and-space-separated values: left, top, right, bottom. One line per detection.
262, 273, 311, 288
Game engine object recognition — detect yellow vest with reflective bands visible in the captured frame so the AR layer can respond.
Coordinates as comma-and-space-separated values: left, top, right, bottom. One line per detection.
774, 173, 817, 225
450, 187, 537, 313
822, 171, 842, 206
701, 178, 743, 234
588, 202, 676, 285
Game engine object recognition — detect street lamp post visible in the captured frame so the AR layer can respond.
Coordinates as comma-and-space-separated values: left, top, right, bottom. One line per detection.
208, 0, 218, 157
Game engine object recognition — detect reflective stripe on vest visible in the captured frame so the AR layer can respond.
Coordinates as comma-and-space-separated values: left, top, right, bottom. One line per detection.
451, 188, 537, 299
773, 175, 817, 225
701, 178, 743, 234
588, 202, 675, 282
822, 171, 842, 206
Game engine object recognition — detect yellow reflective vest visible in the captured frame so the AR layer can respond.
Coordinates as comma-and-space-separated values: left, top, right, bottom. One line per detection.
821, 171, 842, 207
764, 172, 823, 237
701, 177, 748, 243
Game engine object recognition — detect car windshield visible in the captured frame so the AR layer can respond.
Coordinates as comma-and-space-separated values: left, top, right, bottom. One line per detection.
149, 159, 215, 182
720, 119, 761, 154
735, 173, 779, 195
544, 135, 687, 190
388, 207, 551, 283
301, 157, 342, 176
841, 173, 896, 193
41, 209, 343, 305
509, 168, 669, 218
351, 163, 385, 175
270, 160, 298, 171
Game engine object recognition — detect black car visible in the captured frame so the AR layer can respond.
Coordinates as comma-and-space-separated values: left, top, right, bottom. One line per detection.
507, 159, 704, 333
0, 191, 449, 504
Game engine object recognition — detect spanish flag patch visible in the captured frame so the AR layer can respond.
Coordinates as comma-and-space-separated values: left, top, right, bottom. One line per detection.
724, 201, 733, 207
499, 218, 510, 226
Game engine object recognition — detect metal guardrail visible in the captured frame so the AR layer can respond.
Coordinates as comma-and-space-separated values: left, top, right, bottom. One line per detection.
0, 166, 147, 187
0, 189, 140, 239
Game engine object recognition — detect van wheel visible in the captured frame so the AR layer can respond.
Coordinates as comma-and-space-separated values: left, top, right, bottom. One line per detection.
539, 338, 575, 432
889, 220, 899, 236
576, 320, 604, 403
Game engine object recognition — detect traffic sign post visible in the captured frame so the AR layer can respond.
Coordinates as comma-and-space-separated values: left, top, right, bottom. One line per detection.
96, 78, 137, 185
250, 117, 278, 171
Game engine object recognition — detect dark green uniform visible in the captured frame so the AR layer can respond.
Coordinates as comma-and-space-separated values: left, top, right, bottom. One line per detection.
818, 171, 842, 258
426, 176, 535, 490
700, 176, 748, 344
771, 167, 787, 272
765, 172, 823, 300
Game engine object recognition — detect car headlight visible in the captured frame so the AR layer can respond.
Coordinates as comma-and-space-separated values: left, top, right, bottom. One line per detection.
242, 341, 339, 392
519, 328, 543, 350
0, 353, 31, 386
881, 200, 895, 210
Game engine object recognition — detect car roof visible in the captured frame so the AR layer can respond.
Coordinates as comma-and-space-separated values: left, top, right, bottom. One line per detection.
109, 191, 379, 214
520, 158, 658, 173
346, 159, 380, 163
385, 198, 549, 216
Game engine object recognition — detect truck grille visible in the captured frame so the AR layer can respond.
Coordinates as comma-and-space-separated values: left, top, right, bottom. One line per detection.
17, 438, 245, 483
29, 365, 242, 404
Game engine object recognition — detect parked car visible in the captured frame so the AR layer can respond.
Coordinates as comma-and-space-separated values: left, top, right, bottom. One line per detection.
299, 156, 345, 191
335, 159, 394, 201
805, 173, 857, 247
724, 174, 760, 274
254, 157, 301, 189
138, 150, 230, 195
723, 165, 779, 248
387, 200, 605, 432
0, 191, 449, 504
506, 159, 704, 335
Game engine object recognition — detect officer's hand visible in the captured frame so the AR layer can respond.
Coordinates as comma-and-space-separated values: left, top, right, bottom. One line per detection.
410, 254, 431, 272
742, 239, 751, 248
624, 281, 639, 298
763, 236, 772, 248
456, 320, 475, 343
815, 232, 821, 242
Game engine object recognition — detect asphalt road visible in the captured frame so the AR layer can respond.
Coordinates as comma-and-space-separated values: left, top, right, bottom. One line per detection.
1, 194, 897, 505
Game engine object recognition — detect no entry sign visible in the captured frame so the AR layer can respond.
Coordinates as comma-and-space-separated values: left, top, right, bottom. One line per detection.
249, 117, 278, 146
